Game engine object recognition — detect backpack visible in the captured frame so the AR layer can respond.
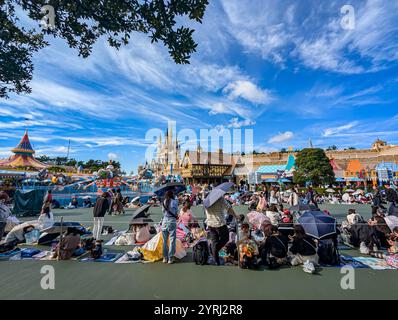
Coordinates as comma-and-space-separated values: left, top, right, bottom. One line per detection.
269, 236, 288, 259
317, 239, 339, 266
239, 254, 259, 270
90, 240, 103, 260
193, 239, 209, 265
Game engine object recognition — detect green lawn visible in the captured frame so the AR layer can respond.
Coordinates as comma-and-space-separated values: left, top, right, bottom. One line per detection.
1, 204, 397, 300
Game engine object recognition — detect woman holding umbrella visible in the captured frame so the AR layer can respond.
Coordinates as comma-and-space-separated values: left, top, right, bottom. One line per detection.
161, 190, 179, 264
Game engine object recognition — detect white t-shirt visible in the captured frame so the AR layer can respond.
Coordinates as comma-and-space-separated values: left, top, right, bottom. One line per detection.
37, 211, 54, 230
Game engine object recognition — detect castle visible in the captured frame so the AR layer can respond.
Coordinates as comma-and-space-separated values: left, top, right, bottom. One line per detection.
143, 131, 398, 184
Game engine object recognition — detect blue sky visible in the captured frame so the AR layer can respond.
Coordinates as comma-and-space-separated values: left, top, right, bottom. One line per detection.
1, 0, 398, 174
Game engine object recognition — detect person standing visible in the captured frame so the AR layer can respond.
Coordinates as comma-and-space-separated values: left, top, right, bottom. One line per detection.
306, 187, 318, 208
372, 186, 386, 211
92, 192, 109, 240
0, 191, 11, 241
161, 190, 179, 264
114, 189, 125, 215
107, 188, 115, 215
42, 190, 53, 212
385, 183, 398, 215
205, 197, 240, 266
288, 187, 299, 207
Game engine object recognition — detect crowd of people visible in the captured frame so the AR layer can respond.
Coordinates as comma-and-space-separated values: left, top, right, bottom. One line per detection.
1, 181, 398, 272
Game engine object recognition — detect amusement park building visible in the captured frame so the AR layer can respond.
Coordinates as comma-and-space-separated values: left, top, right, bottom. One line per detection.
0, 130, 47, 172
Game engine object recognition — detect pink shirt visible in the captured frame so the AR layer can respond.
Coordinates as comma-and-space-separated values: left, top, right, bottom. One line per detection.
179, 209, 193, 226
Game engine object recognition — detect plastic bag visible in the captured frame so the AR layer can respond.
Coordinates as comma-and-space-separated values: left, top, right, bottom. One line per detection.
24, 229, 40, 244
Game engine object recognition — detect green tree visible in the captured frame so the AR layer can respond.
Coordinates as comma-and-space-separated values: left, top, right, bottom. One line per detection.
326, 145, 338, 151
0, 0, 209, 98
293, 148, 335, 185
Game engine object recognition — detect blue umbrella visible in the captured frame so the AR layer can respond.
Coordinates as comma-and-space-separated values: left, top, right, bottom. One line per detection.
153, 182, 186, 198
204, 182, 234, 208
298, 211, 337, 240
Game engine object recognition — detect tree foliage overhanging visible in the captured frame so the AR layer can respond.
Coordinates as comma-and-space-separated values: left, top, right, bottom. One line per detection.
0, 0, 209, 98
293, 148, 335, 186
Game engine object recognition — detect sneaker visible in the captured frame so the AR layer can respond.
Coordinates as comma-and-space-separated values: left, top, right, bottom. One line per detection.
303, 260, 316, 274
162, 258, 168, 264
360, 242, 370, 255
168, 258, 175, 264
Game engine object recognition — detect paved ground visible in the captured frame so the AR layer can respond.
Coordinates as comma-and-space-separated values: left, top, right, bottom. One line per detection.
1, 204, 397, 300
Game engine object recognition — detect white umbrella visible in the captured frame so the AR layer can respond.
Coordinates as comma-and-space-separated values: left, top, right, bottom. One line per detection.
345, 189, 355, 193
131, 196, 140, 204
325, 188, 335, 193
384, 216, 398, 232
342, 193, 350, 202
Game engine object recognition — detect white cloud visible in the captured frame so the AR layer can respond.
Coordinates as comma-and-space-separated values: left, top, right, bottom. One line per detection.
108, 152, 118, 160
221, 0, 398, 74
268, 131, 294, 143
208, 103, 234, 116
323, 121, 359, 137
223, 80, 273, 104
227, 117, 256, 128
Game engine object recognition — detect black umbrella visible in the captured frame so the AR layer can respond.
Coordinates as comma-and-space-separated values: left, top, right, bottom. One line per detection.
204, 182, 234, 208
131, 204, 152, 220
38, 222, 85, 245
153, 182, 186, 198
298, 210, 337, 240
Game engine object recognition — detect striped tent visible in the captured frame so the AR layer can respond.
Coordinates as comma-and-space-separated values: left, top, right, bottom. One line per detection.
0, 130, 47, 170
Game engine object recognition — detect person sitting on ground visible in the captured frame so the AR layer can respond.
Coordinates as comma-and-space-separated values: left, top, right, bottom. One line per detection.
122, 196, 130, 207
130, 223, 152, 244
52, 227, 81, 260
83, 197, 93, 208
387, 227, 398, 254
288, 225, 318, 266
368, 215, 394, 249
178, 203, 195, 228
278, 209, 294, 238
259, 225, 288, 267
51, 199, 60, 209
238, 222, 251, 241
266, 204, 281, 226
66, 196, 79, 209
1, 223, 35, 251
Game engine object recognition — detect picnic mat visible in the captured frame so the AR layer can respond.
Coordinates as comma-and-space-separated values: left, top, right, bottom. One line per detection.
339, 255, 369, 269
0, 248, 21, 261
353, 257, 397, 270
80, 253, 123, 263
9, 249, 52, 261
114, 253, 151, 264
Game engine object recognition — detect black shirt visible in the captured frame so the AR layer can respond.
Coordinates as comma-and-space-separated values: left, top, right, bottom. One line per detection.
290, 236, 317, 256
